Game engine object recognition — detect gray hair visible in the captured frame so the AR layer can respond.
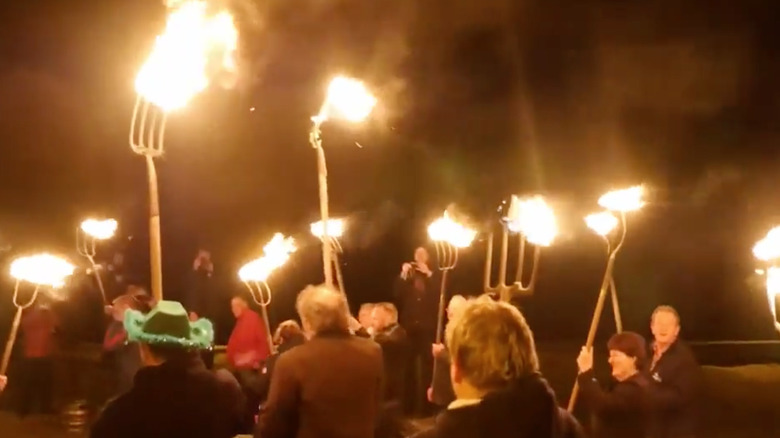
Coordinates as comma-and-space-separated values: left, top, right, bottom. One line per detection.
296, 285, 350, 334
373, 302, 398, 324
651, 305, 680, 325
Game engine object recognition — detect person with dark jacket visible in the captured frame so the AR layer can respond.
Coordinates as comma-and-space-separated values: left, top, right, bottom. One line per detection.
253, 320, 306, 402
649, 306, 701, 438
414, 297, 584, 438
395, 247, 439, 416
102, 288, 153, 396
91, 300, 244, 438
576, 331, 653, 438
256, 285, 384, 438
372, 302, 408, 402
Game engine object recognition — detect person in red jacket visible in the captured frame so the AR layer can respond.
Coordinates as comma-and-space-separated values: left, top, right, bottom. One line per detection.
18, 302, 58, 416
227, 296, 270, 370
227, 296, 271, 432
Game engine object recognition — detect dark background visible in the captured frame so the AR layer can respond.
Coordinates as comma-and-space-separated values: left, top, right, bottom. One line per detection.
0, 0, 779, 345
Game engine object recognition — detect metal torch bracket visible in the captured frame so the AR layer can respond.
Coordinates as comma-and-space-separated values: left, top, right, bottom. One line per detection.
483, 224, 542, 302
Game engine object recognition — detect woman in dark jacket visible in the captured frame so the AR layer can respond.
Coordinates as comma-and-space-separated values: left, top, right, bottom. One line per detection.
576, 331, 653, 438
253, 320, 306, 402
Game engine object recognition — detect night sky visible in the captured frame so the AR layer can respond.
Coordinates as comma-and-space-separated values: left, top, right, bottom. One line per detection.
0, 0, 779, 343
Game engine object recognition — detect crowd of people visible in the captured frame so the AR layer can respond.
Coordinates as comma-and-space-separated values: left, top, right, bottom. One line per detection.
0, 246, 702, 438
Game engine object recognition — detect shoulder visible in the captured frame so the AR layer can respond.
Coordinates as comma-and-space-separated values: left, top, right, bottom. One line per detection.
93, 393, 133, 433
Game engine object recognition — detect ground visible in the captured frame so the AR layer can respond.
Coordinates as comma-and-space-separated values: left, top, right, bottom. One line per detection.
1, 345, 779, 437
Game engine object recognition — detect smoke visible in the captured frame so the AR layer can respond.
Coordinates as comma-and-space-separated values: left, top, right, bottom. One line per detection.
347, 201, 405, 250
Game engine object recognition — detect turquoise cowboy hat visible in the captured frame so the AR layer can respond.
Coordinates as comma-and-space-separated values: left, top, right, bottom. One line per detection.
124, 300, 214, 349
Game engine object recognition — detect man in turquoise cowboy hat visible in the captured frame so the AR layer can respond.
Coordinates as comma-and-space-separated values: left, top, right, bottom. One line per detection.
91, 300, 244, 438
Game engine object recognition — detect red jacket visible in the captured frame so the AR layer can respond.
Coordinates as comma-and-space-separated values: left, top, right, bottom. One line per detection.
226, 309, 270, 369
22, 307, 57, 358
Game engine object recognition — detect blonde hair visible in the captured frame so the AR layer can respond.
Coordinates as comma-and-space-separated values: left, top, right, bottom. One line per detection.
446, 299, 539, 390
296, 285, 350, 334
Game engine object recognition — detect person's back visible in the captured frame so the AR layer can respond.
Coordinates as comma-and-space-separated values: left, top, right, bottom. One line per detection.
92, 354, 243, 438
416, 374, 581, 438
91, 300, 244, 438
258, 285, 384, 438
413, 297, 584, 438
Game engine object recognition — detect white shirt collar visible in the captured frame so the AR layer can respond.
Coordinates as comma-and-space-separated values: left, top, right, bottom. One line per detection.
447, 398, 482, 410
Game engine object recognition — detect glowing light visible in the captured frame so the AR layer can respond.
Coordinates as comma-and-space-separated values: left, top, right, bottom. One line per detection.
310, 219, 345, 239
753, 226, 780, 262
135, 0, 238, 111
80, 219, 118, 240
598, 186, 645, 213
314, 76, 376, 124
239, 233, 296, 282
765, 267, 780, 320
10, 254, 75, 288
505, 196, 557, 246
427, 212, 477, 248
585, 212, 619, 237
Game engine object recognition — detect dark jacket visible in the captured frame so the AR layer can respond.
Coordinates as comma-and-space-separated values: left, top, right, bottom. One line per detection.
256, 330, 384, 438
430, 348, 455, 406
254, 334, 306, 401
649, 340, 700, 438
91, 354, 244, 438
577, 370, 652, 438
394, 271, 439, 336
413, 373, 585, 438
374, 323, 408, 402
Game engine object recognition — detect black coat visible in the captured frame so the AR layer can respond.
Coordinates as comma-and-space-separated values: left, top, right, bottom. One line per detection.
91, 354, 245, 438
374, 323, 409, 402
394, 271, 439, 337
649, 340, 701, 438
577, 370, 653, 438
413, 373, 585, 438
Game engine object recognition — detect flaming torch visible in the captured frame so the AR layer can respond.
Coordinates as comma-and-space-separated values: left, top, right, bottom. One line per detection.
310, 77, 376, 287
568, 185, 645, 412
752, 226, 780, 335
427, 211, 477, 343
130, 1, 238, 301
77, 218, 117, 304
484, 195, 557, 301
239, 233, 297, 351
1, 254, 75, 374
311, 219, 348, 297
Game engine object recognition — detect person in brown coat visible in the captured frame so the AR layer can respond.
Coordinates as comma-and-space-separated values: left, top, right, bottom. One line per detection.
256, 285, 384, 438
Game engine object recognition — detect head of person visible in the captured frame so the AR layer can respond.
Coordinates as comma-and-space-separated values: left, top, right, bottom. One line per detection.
124, 300, 213, 367
447, 299, 539, 399
607, 331, 647, 381
650, 305, 680, 347
358, 303, 375, 328
111, 286, 151, 321
414, 247, 429, 265
447, 295, 468, 320
231, 296, 249, 319
295, 285, 350, 339
273, 320, 304, 346
370, 302, 398, 331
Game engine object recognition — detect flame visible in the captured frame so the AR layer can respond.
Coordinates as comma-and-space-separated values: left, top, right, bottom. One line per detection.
753, 226, 780, 261
135, 1, 238, 111
239, 233, 296, 282
585, 212, 619, 237
427, 212, 477, 248
314, 76, 377, 124
310, 219, 345, 239
10, 254, 75, 288
505, 196, 557, 246
598, 186, 645, 213
80, 219, 118, 240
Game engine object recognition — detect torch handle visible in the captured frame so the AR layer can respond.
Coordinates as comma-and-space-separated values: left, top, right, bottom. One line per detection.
88, 256, 109, 305
1, 307, 24, 375
567, 255, 617, 412
259, 304, 275, 355
146, 155, 164, 303
435, 270, 450, 344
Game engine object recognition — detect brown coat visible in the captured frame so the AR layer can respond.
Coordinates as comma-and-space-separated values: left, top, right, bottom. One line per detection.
256, 330, 384, 438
